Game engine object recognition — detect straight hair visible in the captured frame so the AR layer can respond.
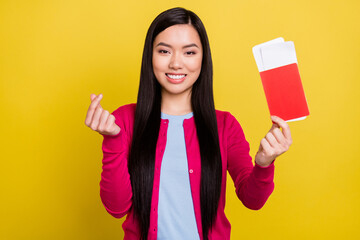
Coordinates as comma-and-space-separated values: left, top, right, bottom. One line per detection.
128, 7, 222, 240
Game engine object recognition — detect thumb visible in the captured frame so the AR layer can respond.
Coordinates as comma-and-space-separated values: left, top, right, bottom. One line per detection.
270, 122, 280, 131
90, 93, 97, 101
270, 117, 280, 131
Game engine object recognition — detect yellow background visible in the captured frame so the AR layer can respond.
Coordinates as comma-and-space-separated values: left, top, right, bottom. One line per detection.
1, 0, 359, 239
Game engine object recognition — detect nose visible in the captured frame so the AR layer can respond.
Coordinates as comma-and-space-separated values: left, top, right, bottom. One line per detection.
169, 52, 183, 69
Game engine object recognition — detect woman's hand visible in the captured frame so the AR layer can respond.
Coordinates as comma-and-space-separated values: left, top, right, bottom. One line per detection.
84, 93, 121, 136
255, 116, 292, 167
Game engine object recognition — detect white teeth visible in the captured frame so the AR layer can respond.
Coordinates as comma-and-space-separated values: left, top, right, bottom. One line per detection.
167, 74, 186, 79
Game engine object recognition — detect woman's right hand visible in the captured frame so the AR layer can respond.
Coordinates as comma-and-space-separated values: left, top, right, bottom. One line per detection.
85, 93, 121, 136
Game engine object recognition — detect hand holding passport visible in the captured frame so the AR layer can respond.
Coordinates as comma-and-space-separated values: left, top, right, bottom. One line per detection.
252, 37, 310, 122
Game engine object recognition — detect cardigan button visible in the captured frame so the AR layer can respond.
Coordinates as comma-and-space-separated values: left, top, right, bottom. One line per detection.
189, 169, 194, 173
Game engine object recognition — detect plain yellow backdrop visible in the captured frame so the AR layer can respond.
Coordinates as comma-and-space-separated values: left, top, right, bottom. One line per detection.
1, 0, 359, 239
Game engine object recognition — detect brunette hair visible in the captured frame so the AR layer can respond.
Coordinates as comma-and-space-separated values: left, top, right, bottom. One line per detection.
128, 7, 222, 240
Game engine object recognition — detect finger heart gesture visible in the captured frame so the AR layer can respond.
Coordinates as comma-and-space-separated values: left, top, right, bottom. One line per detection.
84, 93, 121, 136
255, 116, 293, 167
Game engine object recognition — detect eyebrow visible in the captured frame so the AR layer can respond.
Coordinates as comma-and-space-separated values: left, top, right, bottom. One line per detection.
155, 42, 200, 49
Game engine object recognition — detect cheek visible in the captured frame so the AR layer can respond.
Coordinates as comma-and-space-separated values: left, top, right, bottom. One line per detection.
152, 57, 167, 82
152, 55, 168, 71
187, 56, 202, 73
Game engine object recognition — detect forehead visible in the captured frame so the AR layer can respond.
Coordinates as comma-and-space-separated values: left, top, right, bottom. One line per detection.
153, 24, 202, 48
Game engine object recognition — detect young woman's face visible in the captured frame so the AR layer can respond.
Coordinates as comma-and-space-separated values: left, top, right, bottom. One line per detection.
152, 24, 203, 97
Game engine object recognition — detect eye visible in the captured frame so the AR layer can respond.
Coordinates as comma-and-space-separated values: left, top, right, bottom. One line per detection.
185, 51, 196, 55
159, 50, 169, 54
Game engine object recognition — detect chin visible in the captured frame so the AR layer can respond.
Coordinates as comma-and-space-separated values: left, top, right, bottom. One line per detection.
162, 85, 192, 96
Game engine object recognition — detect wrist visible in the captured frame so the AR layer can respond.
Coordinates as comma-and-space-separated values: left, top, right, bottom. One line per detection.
255, 159, 275, 168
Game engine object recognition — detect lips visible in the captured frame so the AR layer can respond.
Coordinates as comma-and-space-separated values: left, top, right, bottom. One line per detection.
165, 73, 187, 84
166, 73, 187, 79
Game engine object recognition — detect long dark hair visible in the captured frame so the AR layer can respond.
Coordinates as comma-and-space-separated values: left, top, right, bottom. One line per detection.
128, 7, 222, 240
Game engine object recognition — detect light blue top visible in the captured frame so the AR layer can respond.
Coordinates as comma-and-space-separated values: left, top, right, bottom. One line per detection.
157, 111, 200, 240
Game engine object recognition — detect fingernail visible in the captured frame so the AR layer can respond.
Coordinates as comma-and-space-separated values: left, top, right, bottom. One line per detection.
99, 93, 103, 98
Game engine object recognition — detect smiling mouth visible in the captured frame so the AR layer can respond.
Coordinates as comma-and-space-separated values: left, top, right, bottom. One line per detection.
165, 73, 187, 80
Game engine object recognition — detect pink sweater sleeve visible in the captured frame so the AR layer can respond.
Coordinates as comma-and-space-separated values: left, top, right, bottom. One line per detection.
226, 113, 275, 210
99, 107, 133, 218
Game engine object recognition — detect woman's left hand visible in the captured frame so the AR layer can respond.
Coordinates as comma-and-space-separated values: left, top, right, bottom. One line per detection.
255, 115, 293, 167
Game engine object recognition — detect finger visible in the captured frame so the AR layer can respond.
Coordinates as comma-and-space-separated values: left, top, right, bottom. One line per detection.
260, 138, 273, 156
105, 114, 115, 129
85, 93, 97, 126
271, 115, 292, 141
98, 110, 110, 132
271, 127, 286, 145
95, 94, 103, 109
105, 114, 117, 133
85, 94, 103, 126
109, 115, 121, 135
90, 94, 102, 108
90, 104, 103, 130
91, 94, 103, 109
265, 132, 279, 148
90, 93, 103, 106
269, 122, 280, 133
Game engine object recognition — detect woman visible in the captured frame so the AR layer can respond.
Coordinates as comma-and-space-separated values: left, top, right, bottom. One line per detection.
85, 7, 292, 240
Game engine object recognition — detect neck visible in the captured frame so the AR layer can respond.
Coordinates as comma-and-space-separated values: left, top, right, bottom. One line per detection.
161, 90, 192, 115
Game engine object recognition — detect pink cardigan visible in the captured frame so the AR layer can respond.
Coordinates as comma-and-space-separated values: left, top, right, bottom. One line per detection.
100, 103, 275, 240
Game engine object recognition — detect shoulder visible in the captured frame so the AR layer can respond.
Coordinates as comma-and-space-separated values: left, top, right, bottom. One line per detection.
215, 109, 238, 126
215, 109, 248, 146
215, 108, 245, 136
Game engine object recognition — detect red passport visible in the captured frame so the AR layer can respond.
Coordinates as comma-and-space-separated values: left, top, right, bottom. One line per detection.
259, 63, 309, 121
253, 37, 309, 122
